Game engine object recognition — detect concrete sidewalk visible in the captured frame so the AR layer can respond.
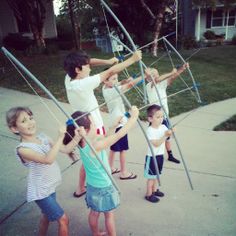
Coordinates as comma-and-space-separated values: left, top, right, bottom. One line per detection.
0, 87, 236, 236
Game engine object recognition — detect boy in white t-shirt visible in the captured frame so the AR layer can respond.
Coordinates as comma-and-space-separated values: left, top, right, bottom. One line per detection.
102, 73, 143, 179
145, 104, 173, 203
145, 63, 189, 164
63, 50, 142, 196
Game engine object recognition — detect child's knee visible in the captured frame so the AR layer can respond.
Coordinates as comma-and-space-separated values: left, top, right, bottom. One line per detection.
58, 213, 69, 226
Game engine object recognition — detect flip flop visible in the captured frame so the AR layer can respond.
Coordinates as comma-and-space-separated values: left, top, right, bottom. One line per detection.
112, 168, 121, 174
120, 173, 137, 180
73, 191, 86, 198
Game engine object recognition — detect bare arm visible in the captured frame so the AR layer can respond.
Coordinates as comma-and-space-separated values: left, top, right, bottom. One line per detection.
90, 57, 119, 66
94, 106, 139, 152
99, 51, 142, 83
120, 75, 144, 92
18, 127, 67, 165
150, 130, 173, 147
167, 63, 189, 86
60, 128, 82, 154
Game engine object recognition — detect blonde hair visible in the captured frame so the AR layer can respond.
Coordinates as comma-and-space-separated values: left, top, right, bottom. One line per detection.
6, 107, 33, 128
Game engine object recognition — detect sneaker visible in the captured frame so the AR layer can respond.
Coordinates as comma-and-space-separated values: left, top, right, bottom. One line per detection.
168, 156, 180, 164
153, 189, 164, 197
145, 194, 160, 203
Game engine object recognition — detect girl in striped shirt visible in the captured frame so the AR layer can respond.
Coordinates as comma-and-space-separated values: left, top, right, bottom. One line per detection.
6, 106, 81, 236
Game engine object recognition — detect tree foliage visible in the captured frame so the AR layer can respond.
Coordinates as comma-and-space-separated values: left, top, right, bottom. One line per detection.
6, 0, 52, 49
192, 0, 236, 9
58, 0, 176, 54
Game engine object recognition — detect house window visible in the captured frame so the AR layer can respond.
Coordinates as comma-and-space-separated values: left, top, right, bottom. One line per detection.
212, 10, 224, 27
210, 9, 236, 27
224, 10, 236, 26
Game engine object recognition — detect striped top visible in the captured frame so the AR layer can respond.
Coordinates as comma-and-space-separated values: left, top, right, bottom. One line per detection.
16, 133, 61, 202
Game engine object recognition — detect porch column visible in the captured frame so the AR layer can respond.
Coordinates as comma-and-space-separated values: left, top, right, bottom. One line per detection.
196, 7, 201, 41
225, 10, 229, 40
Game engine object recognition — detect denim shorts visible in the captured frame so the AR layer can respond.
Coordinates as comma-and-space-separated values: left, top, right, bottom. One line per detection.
144, 155, 164, 179
35, 192, 64, 221
85, 184, 120, 212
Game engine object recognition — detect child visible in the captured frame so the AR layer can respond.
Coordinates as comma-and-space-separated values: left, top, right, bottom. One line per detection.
63, 106, 139, 236
145, 104, 173, 203
102, 73, 144, 180
63, 50, 141, 196
145, 63, 189, 164
6, 106, 81, 236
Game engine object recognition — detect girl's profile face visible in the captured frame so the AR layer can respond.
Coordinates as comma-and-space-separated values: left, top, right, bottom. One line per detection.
13, 111, 36, 136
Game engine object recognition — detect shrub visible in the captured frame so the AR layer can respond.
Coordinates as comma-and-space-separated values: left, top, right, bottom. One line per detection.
232, 35, 236, 45
203, 30, 216, 40
181, 35, 198, 50
3, 33, 33, 50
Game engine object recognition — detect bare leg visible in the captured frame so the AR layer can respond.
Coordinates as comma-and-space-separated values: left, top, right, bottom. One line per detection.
89, 210, 102, 236
152, 179, 158, 192
146, 179, 154, 196
104, 211, 116, 236
75, 164, 86, 195
119, 151, 137, 179
38, 214, 49, 236
109, 150, 116, 172
58, 213, 69, 236
119, 151, 126, 175
165, 140, 171, 152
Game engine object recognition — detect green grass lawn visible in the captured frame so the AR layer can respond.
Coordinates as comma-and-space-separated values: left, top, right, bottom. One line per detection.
1, 45, 236, 120
213, 115, 236, 131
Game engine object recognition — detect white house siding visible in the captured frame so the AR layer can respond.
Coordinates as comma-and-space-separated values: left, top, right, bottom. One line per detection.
43, 0, 57, 39
0, 0, 18, 42
194, 8, 236, 40
0, 0, 57, 43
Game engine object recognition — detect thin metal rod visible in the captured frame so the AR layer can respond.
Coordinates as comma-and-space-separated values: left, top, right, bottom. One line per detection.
109, 37, 194, 190
100, 0, 148, 105
114, 85, 161, 185
1, 46, 120, 193
163, 37, 202, 103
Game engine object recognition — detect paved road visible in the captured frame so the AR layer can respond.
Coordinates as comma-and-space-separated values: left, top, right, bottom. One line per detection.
0, 87, 236, 236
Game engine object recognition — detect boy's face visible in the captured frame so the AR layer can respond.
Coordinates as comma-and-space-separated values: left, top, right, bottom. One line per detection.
11, 111, 36, 136
148, 109, 163, 127
146, 68, 159, 82
104, 74, 118, 87
76, 64, 91, 78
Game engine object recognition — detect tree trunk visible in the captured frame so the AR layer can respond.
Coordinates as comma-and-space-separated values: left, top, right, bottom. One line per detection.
152, 7, 165, 56
68, 0, 80, 50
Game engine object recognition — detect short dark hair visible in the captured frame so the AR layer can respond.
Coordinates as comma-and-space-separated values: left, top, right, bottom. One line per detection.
63, 111, 91, 145
63, 51, 90, 79
147, 104, 161, 118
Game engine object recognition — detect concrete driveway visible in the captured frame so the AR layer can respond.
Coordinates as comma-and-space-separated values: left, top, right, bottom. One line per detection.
0, 87, 236, 236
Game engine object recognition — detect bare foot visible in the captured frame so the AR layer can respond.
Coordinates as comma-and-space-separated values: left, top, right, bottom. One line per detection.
94, 231, 107, 236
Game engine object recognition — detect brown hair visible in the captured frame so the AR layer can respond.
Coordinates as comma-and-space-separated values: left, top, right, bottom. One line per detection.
63, 111, 91, 145
6, 107, 33, 128
147, 104, 161, 126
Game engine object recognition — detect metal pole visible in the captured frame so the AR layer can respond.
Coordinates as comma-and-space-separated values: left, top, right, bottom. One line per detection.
1, 46, 120, 193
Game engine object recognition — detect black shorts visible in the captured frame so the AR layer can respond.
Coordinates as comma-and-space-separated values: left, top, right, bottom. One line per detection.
110, 126, 129, 152
144, 155, 164, 179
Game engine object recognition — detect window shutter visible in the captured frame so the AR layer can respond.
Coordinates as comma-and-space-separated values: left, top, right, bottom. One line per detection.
206, 9, 212, 28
